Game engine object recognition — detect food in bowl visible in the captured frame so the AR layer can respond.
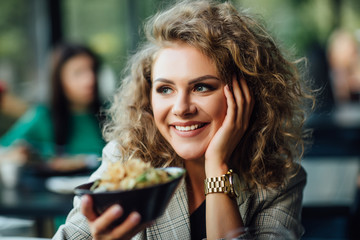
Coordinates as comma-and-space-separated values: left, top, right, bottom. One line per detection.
90, 159, 181, 192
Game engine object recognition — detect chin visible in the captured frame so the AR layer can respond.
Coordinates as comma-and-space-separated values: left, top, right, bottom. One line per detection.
175, 149, 205, 161
170, 141, 207, 161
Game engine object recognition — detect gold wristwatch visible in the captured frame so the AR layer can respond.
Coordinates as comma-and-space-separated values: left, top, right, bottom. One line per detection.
204, 169, 240, 198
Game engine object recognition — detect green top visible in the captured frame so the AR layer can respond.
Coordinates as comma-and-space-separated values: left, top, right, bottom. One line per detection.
0, 105, 105, 158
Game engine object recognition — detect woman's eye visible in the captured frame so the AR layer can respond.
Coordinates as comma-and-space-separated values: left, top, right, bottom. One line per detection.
194, 84, 213, 92
156, 86, 173, 95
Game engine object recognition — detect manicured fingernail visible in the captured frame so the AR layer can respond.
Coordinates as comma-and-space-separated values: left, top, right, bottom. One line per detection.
130, 212, 141, 223
112, 205, 123, 215
81, 195, 89, 203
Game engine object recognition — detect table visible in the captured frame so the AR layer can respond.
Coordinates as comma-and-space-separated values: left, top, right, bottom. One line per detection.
0, 169, 76, 237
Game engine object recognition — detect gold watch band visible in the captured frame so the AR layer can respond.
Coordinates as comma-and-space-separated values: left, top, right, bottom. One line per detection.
204, 174, 231, 195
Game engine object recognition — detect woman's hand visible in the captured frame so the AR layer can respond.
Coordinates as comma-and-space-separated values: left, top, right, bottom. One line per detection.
81, 195, 144, 240
205, 76, 254, 176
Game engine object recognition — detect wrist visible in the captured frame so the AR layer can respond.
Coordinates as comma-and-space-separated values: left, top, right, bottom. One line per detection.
205, 162, 229, 178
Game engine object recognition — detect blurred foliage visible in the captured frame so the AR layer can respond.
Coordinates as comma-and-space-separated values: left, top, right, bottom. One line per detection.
236, 0, 360, 56
0, 0, 27, 56
63, 0, 128, 76
0, 0, 32, 90
62, 0, 169, 78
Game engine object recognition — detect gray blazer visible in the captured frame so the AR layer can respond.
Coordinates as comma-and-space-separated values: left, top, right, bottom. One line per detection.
53, 141, 306, 239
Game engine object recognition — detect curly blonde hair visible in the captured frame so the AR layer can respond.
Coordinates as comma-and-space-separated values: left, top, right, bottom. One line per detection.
103, 0, 313, 189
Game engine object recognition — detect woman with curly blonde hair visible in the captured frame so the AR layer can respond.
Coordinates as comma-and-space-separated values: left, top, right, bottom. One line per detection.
54, 0, 313, 239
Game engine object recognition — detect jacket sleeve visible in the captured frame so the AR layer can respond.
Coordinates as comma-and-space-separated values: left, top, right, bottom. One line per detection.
52, 196, 92, 240
52, 141, 117, 239
239, 166, 307, 240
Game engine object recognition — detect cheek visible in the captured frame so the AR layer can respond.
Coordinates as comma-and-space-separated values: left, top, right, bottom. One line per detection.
62, 73, 78, 90
62, 79, 73, 95
213, 102, 227, 128
201, 94, 227, 125
64, 81, 79, 99
216, 98, 227, 120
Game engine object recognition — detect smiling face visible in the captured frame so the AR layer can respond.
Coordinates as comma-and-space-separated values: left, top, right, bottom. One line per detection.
151, 43, 227, 161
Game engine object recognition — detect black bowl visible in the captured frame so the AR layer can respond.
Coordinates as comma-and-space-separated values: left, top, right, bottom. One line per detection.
74, 167, 186, 226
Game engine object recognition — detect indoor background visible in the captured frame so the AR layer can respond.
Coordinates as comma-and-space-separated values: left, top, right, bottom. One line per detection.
0, 0, 359, 239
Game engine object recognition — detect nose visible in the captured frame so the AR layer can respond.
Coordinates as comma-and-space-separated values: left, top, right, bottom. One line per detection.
171, 91, 197, 117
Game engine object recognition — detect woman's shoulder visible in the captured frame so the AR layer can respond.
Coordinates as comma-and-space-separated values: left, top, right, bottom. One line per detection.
33, 104, 50, 113
283, 164, 307, 192
8, 104, 50, 126
238, 166, 306, 238
262, 166, 306, 202
240, 165, 306, 204
24, 104, 51, 118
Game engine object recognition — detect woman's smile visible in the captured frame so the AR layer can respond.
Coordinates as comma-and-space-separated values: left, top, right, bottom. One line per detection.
174, 123, 205, 132
171, 121, 209, 137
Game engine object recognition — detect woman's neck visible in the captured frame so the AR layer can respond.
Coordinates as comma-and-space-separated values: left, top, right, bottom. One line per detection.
70, 103, 89, 113
185, 159, 206, 214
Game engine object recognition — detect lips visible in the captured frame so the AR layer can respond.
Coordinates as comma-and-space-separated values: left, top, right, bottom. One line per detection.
171, 122, 208, 138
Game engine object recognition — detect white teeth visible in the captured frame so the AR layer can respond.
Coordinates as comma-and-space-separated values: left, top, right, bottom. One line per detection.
175, 124, 201, 131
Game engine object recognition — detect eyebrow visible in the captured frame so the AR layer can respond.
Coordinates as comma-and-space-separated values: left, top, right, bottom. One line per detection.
153, 75, 220, 84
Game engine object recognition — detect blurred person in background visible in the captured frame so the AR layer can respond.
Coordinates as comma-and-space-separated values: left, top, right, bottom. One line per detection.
327, 29, 360, 104
0, 43, 106, 172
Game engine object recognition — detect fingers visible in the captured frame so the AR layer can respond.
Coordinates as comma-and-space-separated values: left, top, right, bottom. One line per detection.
81, 195, 143, 239
237, 77, 254, 127
232, 76, 243, 123
224, 84, 236, 124
111, 212, 141, 237
228, 75, 254, 131
238, 77, 251, 105
91, 205, 124, 235
81, 195, 98, 221
239, 77, 255, 114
